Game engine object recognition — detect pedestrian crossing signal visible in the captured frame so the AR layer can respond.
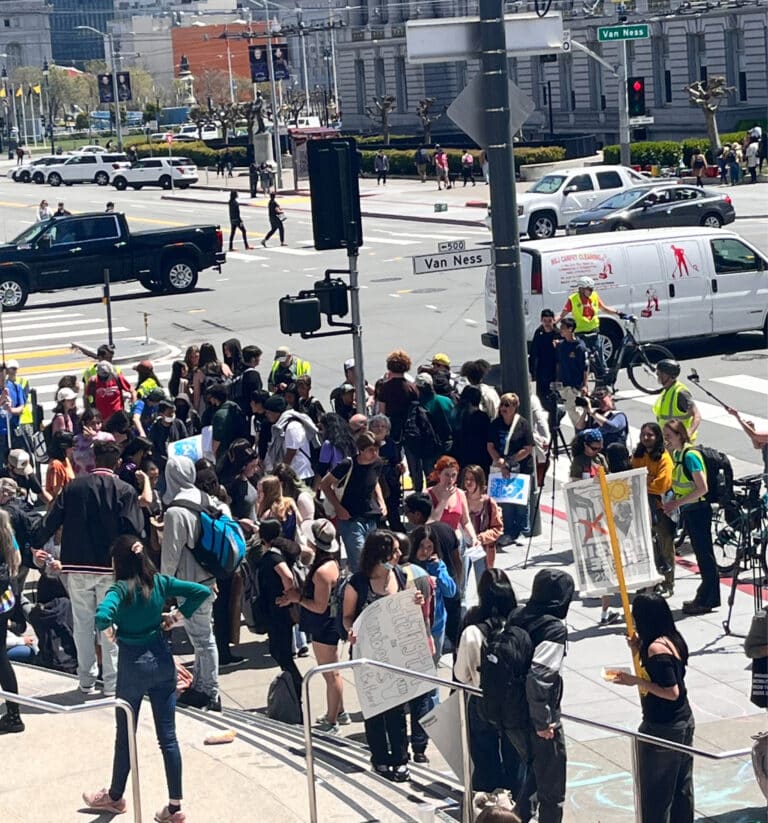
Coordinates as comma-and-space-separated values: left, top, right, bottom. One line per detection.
627, 76, 646, 118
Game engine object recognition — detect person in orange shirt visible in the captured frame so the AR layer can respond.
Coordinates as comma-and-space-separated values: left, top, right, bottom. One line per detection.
631, 422, 675, 596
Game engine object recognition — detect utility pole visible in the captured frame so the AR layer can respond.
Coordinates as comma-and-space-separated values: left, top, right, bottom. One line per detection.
618, 39, 630, 166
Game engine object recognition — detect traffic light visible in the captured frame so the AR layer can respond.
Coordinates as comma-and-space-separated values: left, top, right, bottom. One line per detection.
627, 76, 646, 118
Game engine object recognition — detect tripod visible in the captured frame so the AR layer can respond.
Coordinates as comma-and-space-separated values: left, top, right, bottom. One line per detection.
523, 425, 571, 568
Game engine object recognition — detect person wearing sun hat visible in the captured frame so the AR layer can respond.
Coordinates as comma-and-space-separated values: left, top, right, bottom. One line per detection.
278, 518, 347, 732
268, 345, 311, 393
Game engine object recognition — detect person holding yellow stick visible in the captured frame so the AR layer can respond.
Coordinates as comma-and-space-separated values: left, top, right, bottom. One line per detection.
608, 593, 694, 823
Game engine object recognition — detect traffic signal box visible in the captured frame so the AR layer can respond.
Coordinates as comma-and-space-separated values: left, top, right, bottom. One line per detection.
627, 76, 646, 118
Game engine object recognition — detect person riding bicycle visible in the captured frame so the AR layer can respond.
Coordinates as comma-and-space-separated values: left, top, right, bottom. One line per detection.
653, 360, 701, 442
555, 276, 624, 382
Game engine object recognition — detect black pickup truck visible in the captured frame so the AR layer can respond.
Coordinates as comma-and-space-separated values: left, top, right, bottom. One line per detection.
0, 212, 226, 309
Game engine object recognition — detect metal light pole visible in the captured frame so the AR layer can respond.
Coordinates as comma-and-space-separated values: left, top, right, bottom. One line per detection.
328, 0, 339, 109
76, 25, 123, 151
42, 60, 55, 155
1, 66, 10, 159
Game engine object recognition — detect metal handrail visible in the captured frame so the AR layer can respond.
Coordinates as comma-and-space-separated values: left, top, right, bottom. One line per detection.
302, 659, 754, 823
0, 690, 142, 823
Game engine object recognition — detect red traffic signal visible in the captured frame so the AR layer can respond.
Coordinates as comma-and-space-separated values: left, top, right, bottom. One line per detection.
627, 76, 646, 117
632, 79, 643, 93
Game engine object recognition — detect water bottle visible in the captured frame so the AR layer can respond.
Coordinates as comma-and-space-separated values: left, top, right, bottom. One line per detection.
663, 490, 679, 524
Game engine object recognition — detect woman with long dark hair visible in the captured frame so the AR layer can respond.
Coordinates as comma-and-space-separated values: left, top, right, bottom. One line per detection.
454, 568, 523, 804
83, 535, 210, 821
451, 385, 491, 475
632, 422, 675, 596
317, 412, 357, 477
610, 593, 694, 823
462, 464, 503, 571
167, 360, 189, 401
0, 509, 23, 734
222, 338, 245, 377
45, 430, 75, 506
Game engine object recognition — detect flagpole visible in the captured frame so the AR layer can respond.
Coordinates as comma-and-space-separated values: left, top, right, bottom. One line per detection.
19, 87, 28, 148
29, 88, 37, 146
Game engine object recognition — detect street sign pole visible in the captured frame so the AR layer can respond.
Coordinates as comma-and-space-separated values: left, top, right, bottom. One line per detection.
480, 0, 531, 418
619, 39, 631, 167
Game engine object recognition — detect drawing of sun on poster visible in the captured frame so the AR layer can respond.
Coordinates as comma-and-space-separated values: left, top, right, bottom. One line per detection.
564, 468, 662, 597
352, 590, 435, 719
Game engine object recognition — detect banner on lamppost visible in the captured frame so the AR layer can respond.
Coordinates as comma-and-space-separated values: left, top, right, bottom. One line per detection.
97, 74, 114, 104
249, 45, 269, 83
272, 44, 290, 81
116, 72, 132, 102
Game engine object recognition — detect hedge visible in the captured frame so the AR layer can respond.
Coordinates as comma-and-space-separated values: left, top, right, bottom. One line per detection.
359, 146, 566, 176
604, 131, 756, 168
130, 141, 248, 168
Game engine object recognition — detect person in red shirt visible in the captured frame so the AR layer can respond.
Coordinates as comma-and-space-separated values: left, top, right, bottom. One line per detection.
84, 361, 132, 421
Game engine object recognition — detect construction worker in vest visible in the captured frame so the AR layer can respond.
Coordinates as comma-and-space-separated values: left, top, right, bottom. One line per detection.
82, 343, 125, 388
653, 359, 701, 442
555, 276, 624, 382
661, 419, 719, 616
268, 345, 311, 393
5, 360, 33, 449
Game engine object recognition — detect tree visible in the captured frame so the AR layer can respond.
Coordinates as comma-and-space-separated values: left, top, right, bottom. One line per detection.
188, 106, 214, 139
365, 94, 396, 144
684, 77, 735, 152
75, 112, 89, 130
415, 97, 445, 146
195, 69, 232, 108
279, 88, 306, 126
216, 102, 241, 144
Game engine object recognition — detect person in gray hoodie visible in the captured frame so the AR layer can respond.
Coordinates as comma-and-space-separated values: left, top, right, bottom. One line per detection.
161, 455, 228, 711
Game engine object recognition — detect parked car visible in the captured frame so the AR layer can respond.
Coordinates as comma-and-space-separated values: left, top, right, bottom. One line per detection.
482, 228, 768, 354
110, 157, 198, 190
0, 212, 226, 310
566, 184, 736, 234
9, 156, 59, 183
486, 165, 648, 239
44, 153, 130, 186
177, 123, 219, 140
68, 145, 107, 154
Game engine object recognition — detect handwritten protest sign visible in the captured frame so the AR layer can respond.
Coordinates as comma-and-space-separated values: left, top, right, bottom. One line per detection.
420, 691, 464, 781
352, 590, 435, 719
564, 468, 661, 597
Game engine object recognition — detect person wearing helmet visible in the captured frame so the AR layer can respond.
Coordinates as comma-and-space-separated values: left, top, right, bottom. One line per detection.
555, 276, 623, 382
653, 360, 700, 441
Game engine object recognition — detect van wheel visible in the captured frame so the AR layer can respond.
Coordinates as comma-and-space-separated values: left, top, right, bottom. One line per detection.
700, 213, 723, 228
528, 212, 557, 239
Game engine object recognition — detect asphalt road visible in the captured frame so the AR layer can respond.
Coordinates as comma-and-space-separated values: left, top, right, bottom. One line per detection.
0, 177, 765, 478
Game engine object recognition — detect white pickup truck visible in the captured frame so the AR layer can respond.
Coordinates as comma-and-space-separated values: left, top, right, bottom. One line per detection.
488, 165, 648, 239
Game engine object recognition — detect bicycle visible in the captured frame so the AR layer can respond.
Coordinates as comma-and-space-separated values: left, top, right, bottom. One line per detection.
587, 317, 673, 395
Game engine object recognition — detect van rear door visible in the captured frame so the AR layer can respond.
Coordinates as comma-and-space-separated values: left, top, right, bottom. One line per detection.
659, 238, 713, 335
709, 236, 768, 333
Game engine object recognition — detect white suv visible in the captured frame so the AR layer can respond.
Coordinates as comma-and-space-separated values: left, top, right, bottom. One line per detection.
110, 157, 199, 190
489, 166, 647, 240
45, 153, 130, 187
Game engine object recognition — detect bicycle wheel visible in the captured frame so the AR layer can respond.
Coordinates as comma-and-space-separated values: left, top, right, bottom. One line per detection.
712, 504, 741, 576
627, 344, 674, 394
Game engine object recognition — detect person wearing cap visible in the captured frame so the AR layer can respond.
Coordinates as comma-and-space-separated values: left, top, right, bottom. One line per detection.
653, 360, 700, 442
84, 361, 132, 423
318, 431, 385, 573
555, 276, 623, 382
278, 518, 347, 733
268, 346, 311, 394
333, 383, 357, 422
130, 386, 168, 439
82, 344, 125, 387
5, 448, 51, 507
294, 375, 325, 426
0, 361, 26, 469
5, 359, 34, 451
149, 398, 188, 472
133, 360, 163, 400
51, 387, 78, 435
262, 395, 316, 482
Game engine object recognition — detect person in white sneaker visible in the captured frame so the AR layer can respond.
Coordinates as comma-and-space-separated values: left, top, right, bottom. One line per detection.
83, 535, 210, 823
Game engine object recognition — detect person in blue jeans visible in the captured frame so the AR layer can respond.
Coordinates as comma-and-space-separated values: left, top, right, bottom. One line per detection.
83, 534, 210, 823
319, 431, 386, 573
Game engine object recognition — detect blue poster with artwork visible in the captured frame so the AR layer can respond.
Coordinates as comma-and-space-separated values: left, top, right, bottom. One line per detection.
488, 472, 531, 506
167, 435, 203, 462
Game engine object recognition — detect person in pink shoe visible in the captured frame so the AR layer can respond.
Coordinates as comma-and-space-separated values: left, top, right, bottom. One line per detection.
83, 534, 210, 823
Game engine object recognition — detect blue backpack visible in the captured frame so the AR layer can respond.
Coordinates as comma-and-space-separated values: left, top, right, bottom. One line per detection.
168, 493, 246, 578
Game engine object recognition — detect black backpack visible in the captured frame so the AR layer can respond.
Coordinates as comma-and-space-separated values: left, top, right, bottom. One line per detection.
681, 445, 734, 506
403, 401, 442, 458
477, 617, 534, 730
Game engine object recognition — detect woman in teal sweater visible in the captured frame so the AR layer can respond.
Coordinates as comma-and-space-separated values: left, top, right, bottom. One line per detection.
83, 534, 210, 823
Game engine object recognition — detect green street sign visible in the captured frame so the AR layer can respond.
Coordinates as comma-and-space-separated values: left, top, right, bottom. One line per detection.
597, 24, 650, 42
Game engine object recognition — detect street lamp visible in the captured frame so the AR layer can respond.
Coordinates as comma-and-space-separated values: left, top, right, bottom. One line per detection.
76, 25, 122, 150
1, 65, 11, 159
42, 59, 55, 155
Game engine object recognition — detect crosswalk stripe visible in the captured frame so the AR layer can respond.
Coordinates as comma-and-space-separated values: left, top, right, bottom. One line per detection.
4, 347, 75, 360
0, 318, 108, 334
226, 252, 269, 262
711, 374, 768, 396
2, 327, 129, 345
265, 246, 317, 256
363, 236, 420, 246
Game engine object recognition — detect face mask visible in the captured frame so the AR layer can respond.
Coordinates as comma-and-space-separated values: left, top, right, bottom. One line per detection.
162, 414, 176, 424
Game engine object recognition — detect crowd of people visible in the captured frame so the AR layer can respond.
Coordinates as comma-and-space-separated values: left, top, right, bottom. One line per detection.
0, 274, 763, 822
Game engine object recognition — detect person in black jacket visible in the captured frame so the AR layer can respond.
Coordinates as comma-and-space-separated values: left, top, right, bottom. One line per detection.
228, 190, 252, 251
506, 569, 575, 823
528, 309, 560, 409
261, 191, 286, 247
32, 441, 144, 697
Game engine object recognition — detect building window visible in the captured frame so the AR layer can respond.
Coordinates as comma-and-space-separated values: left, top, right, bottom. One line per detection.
664, 70, 672, 104
395, 55, 408, 112
686, 33, 706, 86
355, 59, 366, 114
374, 57, 386, 98
3, 19, 9, 28
739, 71, 747, 101
651, 33, 668, 107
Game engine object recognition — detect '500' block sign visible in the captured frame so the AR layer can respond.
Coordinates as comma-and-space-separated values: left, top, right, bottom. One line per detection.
412, 247, 492, 274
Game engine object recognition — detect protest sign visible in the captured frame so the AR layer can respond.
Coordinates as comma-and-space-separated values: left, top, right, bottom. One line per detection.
420, 691, 464, 781
352, 590, 435, 719
564, 468, 661, 597
167, 434, 203, 462
488, 471, 531, 505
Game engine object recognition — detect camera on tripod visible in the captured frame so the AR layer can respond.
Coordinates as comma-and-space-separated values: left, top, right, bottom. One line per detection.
547, 382, 567, 428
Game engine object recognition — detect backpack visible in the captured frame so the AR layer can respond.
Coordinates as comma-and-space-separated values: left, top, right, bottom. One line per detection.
266, 670, 302, 724
27, 596, 78, 674
220, 400, 251, 442
166, 493, 246, 578
228, 368, 259, 412
267, 410, 321, 469
331, 569, 354, 641
681, 445, 734, 506
477, 617, 534, 730
241, 544, 270, 634
403, 401, 442, 459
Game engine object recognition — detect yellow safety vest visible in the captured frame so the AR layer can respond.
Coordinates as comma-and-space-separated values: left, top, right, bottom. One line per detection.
671, 446, 705, 503
568, 291, 600, 333
653, 381, 697, 441
19, 377, 33, 425
269, 357, 311, 388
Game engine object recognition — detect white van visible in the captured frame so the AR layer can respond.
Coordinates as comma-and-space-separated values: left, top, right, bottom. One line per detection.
482, 227, 768, 355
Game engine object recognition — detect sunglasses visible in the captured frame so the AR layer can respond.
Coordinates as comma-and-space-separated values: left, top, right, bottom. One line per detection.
585, 442, 602, 451
500, 402, 516, 408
